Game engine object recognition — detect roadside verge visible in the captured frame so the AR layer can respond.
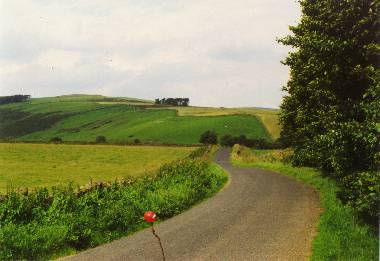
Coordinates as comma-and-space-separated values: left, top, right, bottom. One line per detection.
231, 144, 379, 261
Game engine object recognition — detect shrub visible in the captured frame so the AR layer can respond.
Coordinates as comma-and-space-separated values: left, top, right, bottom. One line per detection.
199, 130, 217, 145
134, 138, 141, 144
220, 134, 285, 149
188, 146, 210, 159
95, 136, 106, 143
338, 171, 380, 223
220, 134, 233, 146
50, 137, 63, 143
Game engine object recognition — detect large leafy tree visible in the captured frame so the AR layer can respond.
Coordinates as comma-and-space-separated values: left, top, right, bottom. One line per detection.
278, 0, 379, 177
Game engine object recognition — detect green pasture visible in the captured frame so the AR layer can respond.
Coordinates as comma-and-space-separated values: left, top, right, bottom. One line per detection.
157, 106, 281, 139
0, 95, 273, 144
18, 106, 270, 144
0, 143, 196, 193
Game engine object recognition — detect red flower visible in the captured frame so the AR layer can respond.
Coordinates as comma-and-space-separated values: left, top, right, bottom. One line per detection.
144, 211, 158, 222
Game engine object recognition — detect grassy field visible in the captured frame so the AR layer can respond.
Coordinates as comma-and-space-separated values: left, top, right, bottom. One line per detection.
231, 145, 379, 261
0, 143, 196, 193
158, 106, 280, 139
0, 95, 272, 144
18, 108, 270, 144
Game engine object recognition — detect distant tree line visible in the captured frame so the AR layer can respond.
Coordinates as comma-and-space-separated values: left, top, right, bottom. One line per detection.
220, 134, 284, 149
0, 95, 31, 105
155, 98, 190, 106
199, 130, 285, 149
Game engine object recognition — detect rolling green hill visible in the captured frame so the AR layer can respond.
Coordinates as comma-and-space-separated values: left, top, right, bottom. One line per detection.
159, 106, 281, 139
0, 94, 276, 144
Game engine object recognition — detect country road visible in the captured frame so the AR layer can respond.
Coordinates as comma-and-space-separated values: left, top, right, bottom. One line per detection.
63, 148, 320, 261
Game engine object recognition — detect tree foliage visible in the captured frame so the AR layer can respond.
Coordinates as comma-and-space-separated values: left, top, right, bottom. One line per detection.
95, 135, 106, 143
279, 0, 379, 175
49, 137, 63, 143
278, 0, 379, 219
199, 130, 218, 145
0, 95, 31, 105
220, 134, 284, 149
155, 98, 190, 106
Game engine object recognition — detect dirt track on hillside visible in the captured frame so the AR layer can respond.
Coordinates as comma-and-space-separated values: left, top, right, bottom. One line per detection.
62, 148, 320, 261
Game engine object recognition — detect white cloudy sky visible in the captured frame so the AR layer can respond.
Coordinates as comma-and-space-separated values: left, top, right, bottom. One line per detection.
0, 0, 300, 108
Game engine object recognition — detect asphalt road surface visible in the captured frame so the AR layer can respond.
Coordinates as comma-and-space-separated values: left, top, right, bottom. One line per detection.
63, 148, 320, 261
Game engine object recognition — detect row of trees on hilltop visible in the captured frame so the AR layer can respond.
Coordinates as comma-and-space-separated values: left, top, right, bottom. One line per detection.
0, 95, 31, 105
155, 98, 190, 106
278, 0, 379, 220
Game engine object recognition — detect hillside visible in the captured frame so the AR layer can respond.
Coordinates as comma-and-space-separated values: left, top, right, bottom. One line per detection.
0, 95, 279, 144
160, 106, 280, 139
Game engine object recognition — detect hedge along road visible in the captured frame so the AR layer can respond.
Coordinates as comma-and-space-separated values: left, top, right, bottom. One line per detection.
62, 148, 320, 260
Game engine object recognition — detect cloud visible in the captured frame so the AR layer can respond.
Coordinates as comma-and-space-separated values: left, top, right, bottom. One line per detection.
0, 0, 300, 107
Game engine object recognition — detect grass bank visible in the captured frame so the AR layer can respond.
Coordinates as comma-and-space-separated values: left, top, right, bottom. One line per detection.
231, 145, 379, 261
0, 147, 227, 260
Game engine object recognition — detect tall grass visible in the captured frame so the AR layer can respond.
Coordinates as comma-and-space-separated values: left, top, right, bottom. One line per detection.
0, 155, 227, 260
231, 145, 379, 261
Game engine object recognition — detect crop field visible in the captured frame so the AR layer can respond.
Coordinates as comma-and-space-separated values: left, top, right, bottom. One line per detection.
0, 143, 196, 193
0, 95, 272, 144
157, 106, 281, 139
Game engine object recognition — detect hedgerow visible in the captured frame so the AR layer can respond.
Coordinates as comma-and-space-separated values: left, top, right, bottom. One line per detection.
0, 157, 227, 260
